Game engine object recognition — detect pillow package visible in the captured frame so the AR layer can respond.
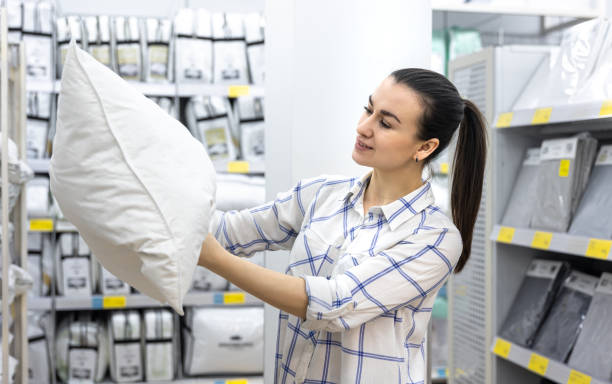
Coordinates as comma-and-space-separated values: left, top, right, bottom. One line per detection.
50, 41, 216, 314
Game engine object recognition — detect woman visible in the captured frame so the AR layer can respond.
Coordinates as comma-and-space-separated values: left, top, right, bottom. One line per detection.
199, 68, 487, 383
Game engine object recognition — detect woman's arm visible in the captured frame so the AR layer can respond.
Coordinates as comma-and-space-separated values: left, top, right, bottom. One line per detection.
199, 233, 308, 319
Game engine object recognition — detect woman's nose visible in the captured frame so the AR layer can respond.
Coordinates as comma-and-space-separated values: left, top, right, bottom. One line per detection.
356, 117, 374, 138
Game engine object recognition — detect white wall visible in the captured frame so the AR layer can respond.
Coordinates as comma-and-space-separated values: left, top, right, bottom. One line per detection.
263, 1, 432, 383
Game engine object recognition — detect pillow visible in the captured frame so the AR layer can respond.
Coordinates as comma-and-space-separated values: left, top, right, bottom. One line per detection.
50, 41, 216, 314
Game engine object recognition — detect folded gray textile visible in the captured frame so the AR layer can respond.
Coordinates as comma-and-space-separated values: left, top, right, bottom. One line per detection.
501, 147, 540, 228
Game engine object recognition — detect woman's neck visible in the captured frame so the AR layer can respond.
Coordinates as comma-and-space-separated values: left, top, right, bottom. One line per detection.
364, 167, 424, 209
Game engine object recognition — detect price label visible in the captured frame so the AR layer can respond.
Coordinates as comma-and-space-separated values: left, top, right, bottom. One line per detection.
224, 292, 246, 305
103, 296, 127, 309
493, 338, 512, 358
228, 161, 250, 174
29, 219, 54, 232
585, 238, 612, 260
496, 112, 513, 128
567, 369, 592, 384
440, 163, 449, 174
226, 380, 248, 384
527, 353, 549, 375
497, 227, 515, 244
532, 107, 553, 124
531, 231, 553, 250
559, 160, 571, 177
600, 100, 612, 116
228, 85, 250, 98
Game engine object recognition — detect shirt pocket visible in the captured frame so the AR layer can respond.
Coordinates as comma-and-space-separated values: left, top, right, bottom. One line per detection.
288, 228, 337, 277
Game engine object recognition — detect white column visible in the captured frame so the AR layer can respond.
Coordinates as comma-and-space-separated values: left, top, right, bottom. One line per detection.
264, 1, 431, 383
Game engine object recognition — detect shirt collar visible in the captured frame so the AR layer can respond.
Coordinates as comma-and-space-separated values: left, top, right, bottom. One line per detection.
341, 172, 436, 231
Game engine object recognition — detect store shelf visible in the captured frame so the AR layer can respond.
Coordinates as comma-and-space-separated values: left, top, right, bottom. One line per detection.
493, 100, 612, 130
101, 376, 263, 384
432, 366, 448, 381
214, 159, 265, 175
491, 225, 612, 261
54, 291, 262, 311
491, 337, 609, 384
28, 297, 53, 311
431, 1, 603, 18
177, 83, 265, 98
28, 158, 50, 173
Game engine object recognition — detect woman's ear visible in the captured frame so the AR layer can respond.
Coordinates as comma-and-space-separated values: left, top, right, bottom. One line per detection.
416, 138, 440, 162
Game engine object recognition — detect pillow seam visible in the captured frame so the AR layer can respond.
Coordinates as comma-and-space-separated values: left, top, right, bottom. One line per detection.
70, 46, 183, 304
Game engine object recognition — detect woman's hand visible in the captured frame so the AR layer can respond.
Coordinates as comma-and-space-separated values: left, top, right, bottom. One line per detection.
196, 233, 308, 319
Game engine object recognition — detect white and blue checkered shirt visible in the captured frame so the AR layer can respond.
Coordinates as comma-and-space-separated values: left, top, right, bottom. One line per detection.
211, 173, 462, 384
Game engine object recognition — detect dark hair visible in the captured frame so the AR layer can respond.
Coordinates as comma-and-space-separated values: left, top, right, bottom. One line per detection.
390, 68, 487, 273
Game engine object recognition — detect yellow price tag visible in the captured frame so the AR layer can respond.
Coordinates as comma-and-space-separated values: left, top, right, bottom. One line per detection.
495, 112, 513, 128
567, 369, 592, 384
227, 161, 250, 174
29, 218, 54, 232
224, 292, 246, 305
228, 85, 250, 98
497, 227, 515, 244
493, 338, 512, 358
585, 238, 612, 260
600, 100, 612, 116
103, 296, 127, 309
531, 231, 553, 250
440, 163, 449, 174
532, 107, 553, 124
559, 159, 571, 177
527, 353, 549, 375
226, 380, 248, 384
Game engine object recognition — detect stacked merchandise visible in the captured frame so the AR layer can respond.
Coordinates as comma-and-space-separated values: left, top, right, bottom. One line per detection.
84, 16, 114, 71
244, 13, 265, 85
26, 91, 52, 159
499, 264, 612, 381
215, 173, 265, 212
144, 18, 172, 82
568, 145, 612, 238
183, 307, 264, 376
143, 309, 176, 381
55, 233, 96, 296
237, 97, 265, 162
186, 96, 238, 162
148, 96, 176, 118
212, 13, 249, 84
28, 312, 52, 384
175, 8, 214, 83
57, 16, 84, 77
21, 1, 54, 82
500, 259, 570, 347
108, 311, 143, 382
27, 232, 52, 297
500, 133, 599, 233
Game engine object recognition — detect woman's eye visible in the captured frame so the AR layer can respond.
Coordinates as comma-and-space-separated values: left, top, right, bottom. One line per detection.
380, 120, 391, 129
363, 106, 373, 114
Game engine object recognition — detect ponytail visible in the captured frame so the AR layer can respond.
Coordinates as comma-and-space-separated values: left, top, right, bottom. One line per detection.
390, 69, 488, 273
451, 100, 487, 273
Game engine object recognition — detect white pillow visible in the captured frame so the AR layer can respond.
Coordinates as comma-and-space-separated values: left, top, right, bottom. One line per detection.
50, 41, 216, 314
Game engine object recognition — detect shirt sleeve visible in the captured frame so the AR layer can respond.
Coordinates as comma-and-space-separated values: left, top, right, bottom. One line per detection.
209, 176, 329, 256
300, 227, 462, 332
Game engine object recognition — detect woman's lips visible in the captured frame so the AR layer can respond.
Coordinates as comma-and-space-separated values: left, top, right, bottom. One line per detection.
355, 139, 373, 151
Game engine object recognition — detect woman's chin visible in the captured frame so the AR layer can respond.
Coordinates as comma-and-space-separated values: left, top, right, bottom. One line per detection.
352, 151, 370, 166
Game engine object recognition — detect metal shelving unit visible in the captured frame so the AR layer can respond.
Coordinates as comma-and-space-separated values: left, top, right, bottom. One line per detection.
432, 1, 605, 18
491, 337, 610, 384
101, 376, 264, 384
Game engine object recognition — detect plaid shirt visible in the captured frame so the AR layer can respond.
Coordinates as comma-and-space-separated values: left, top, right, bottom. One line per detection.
211, 173, 462, 384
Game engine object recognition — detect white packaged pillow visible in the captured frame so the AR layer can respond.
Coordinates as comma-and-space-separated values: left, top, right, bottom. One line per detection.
50, 41, 216, 314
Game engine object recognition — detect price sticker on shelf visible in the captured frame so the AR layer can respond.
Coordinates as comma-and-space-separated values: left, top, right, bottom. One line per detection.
497, 227, 515, 244
225, 380, 248, 384
531, 231, 553, 250
440, 163, 449, 174
495, 112, 514, 128
532, 107, 553, 124
567, 369, 592, 384
224, 292, 246, 305
228, 161, 250, 174
585, 238, 612, 260
29, 218, 54, 232
228, 85, 250, 98
103, 296, 127, 309
527, 353, 549, 375
493, 338, 512, 358
559, 159, 571, 177
600, 100, 612, 116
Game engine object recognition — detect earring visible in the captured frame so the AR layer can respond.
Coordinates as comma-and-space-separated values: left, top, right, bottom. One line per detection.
415, 157, 419, 163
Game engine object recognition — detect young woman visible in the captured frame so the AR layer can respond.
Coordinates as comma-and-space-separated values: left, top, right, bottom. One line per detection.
199, 68, 487, 384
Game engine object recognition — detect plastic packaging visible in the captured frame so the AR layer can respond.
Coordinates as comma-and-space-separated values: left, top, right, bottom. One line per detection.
212, 13, 248, 84
109, 311, 143, 382
568, 273, 612, 380
500, 259, 570, 347
237, 97, 265, 162
175, 8, 213, 83
143, 309, 175, 381
114, 16, 142, 81
501, 147, 540, 228
532, 271, 598, 362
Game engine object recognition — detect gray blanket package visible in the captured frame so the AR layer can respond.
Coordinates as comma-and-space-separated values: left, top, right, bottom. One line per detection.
500, 259, 570, 347
532, 271, 598, 362
531, 133, 598, 232
109, 311, 143, 382
183, 307, 264, 375
569, 145, 612, 238
501, 147, 540, 228
568, 273, 612, 380
144, 309, 175, 381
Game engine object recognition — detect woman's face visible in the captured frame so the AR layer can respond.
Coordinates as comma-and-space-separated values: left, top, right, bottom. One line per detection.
352, 77, 428, 172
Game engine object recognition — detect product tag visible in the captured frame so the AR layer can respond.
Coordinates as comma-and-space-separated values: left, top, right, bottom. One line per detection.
565, 271, 598, 296
68, 348, 96, 382
540, 138, 578, 161
526, 260, 562, 279
595, 145, 612, 166
595, 273, 612, 295
523, 148, 541, 165
115, 343, 143, 381
62, 257, 92, 295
